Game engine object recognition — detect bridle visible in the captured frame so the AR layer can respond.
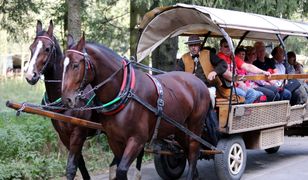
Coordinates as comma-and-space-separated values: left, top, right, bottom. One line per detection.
64, 49, 135, 115
33, 35, 56, 76
65, 49, 96, 98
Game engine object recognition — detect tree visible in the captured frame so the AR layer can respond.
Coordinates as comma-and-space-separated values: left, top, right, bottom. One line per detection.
66, 0, 82, 41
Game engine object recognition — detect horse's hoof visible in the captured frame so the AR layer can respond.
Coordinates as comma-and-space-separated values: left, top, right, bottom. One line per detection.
109, 165, 117, 180
133, 169, 141, 180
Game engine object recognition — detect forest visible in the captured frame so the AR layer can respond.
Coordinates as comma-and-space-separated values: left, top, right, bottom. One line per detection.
0, 0, 307, 178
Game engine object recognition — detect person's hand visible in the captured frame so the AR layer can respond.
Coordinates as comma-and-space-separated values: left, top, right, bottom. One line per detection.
207, 71, 217, 81
262, 71, 271, 77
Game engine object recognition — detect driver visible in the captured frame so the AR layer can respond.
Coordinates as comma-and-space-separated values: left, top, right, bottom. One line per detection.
177, 35, 230, 102
176, 35, 229, 145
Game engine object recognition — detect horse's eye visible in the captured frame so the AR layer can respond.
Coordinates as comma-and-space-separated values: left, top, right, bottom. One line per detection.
73, 63, 79, 69
45, 48, 50, 52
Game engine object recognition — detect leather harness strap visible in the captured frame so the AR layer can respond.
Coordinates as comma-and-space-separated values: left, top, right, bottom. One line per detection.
146, 74, 164, 146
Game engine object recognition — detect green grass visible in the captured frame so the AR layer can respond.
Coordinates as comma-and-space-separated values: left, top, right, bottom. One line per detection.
0, 78, 115, 179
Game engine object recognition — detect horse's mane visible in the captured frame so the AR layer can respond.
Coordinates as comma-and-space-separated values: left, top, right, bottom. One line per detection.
86, 41, 122, 62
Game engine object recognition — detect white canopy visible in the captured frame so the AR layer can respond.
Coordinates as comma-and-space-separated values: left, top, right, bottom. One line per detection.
136, 3, 308, 62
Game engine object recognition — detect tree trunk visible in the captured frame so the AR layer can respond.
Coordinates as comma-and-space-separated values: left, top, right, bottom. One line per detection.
151, 37, 178, 72
130, 0, 149, 59
66, 0, 81, 41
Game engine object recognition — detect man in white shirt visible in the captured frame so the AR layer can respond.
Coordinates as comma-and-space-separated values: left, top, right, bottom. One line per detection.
271, 46, 292, 100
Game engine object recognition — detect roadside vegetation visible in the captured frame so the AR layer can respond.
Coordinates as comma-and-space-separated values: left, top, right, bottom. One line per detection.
0, 78, 115, 179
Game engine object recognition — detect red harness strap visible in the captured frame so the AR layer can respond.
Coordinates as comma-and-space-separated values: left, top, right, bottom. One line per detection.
102, 59, 136, 115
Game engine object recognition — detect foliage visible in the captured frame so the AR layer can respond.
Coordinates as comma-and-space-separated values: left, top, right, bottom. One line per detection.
0, 79, 115, 178
83, 0, 130, 55
0, 0, 41, 41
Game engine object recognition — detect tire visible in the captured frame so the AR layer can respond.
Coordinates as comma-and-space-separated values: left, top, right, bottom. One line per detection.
214, 135, 247, 180
265, 146, 280, 154
154, 149, 186, 180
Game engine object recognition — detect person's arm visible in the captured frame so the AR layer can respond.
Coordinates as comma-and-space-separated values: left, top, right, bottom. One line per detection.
209, 52, 228, 75
241, 63, 271, 76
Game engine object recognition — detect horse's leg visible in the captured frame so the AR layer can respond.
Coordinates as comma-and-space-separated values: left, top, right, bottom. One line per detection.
116, 138, 144, 180
109, 156, 120, 180
78, 154, 91, 180
66, 130, 88, 180
108, 150, 143, 180
186, 139, 200, 180
133, 149, 144, 180
185, 113, 204, 180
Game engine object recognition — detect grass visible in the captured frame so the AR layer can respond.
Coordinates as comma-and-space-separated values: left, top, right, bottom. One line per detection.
0, 77, 115, 178
0, 77, 153, 179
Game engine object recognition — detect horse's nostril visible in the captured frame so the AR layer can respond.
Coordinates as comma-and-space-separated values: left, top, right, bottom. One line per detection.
33, 72, 37, 78
66, 98, 72, 104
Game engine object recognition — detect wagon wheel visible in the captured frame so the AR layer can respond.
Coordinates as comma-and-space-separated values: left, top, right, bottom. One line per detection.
214, 135, 247, 180
153, 144, 186, 180
265, 146, 280, 154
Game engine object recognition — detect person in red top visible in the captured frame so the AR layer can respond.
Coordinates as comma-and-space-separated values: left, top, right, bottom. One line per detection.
217, 39, 271, 103
217, 39, 269, 75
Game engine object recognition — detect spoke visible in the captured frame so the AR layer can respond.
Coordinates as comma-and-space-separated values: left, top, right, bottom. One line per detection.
234, 162, 239, 172
230, 154, 236, 160
236, 149, 242, 157
230, 159, 236, 168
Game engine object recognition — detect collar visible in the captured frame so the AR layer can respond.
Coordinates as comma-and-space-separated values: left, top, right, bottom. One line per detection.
95, 58, 136, 115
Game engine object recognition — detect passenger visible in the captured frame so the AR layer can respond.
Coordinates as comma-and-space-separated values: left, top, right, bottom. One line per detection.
286, 51, 307, 105
288, 51, 305, 74
244, 46, 277, 102
271, 46, 292, 101
217, 39, 270, 103
253, 41, 281, 101
235, 46, 265, 103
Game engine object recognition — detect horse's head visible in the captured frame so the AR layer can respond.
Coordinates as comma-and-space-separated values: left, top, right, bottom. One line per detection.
62, 33, 95, 108
25, 20, 57, 85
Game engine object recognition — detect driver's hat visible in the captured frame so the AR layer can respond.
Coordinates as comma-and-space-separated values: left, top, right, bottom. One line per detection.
185, 35, 202, 45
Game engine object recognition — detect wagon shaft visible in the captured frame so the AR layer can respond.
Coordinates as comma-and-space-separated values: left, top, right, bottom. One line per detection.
5, 101, 103, 130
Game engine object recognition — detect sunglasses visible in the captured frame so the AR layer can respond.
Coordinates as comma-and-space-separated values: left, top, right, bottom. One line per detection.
223, 45, 229, 48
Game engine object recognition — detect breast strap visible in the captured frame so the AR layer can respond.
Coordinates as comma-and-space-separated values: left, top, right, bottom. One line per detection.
146, 74, 164, 146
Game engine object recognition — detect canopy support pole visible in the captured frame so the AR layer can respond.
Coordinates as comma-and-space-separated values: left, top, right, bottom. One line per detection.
236, 31, 250, 48
219, 27, 236, 127
201, 31, 212, 47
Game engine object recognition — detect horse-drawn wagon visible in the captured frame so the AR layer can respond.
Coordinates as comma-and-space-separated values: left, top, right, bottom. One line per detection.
6, 3, 308, 180
135, 3, 308, 180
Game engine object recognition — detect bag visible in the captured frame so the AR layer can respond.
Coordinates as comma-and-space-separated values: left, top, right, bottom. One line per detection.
285, 79, 301, 92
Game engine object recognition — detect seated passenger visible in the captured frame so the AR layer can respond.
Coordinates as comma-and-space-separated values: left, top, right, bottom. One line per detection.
253, 41, 281, 101
287, 51, 305, 74
286, 51, 307, 105
217, 39, 270, 103
235, 46, 265, 103
244, 46, 276, 102
271, 46, 292, 101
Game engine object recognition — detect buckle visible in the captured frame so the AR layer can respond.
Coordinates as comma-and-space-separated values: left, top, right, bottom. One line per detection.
157, 99, 164, 107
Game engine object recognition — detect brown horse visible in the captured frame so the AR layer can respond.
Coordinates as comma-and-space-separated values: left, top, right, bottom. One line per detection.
61, 34, 211, 180
24, 20, 143, 180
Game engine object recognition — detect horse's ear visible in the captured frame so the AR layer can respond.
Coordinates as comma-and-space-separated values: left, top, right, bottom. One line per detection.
47, 20, 54, 37
67, 34, 74, 49
76, 32, 85, 51
36, 20, 42, 35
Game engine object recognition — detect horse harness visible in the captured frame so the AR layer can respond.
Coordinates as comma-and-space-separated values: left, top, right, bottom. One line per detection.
35, 35, 57, 76
66, 49, 217, 150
